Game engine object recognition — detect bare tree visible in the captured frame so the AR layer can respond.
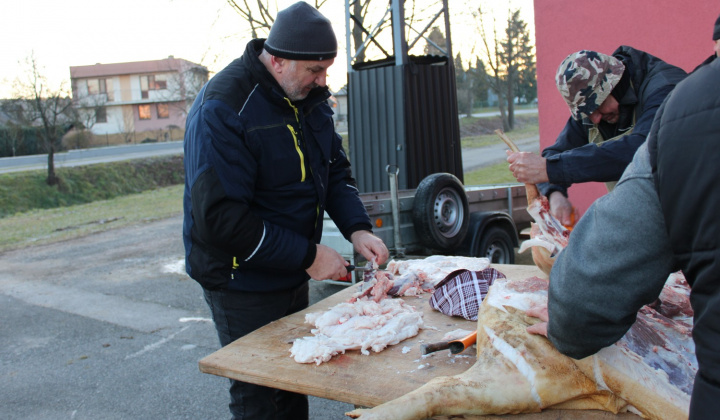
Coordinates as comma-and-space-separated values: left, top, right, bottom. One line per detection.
475, 7, 509, 131
11, 52, 79, 186
0, 99, 31, 156
225, 0, 330, 38
499, 9, 534, 130
473, 7, 535, 131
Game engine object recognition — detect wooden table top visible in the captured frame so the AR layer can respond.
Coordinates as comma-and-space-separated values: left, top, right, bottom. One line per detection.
198, 263, 638, 419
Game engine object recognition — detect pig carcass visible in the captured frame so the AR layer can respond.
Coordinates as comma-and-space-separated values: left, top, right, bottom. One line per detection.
346, 273, 696, 420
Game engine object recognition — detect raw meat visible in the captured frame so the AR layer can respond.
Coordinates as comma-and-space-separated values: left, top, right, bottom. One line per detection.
291, 256, 491, 365
518, 190, 571, 275
346, 272, 696, 420
351, 256, 492, 301
290, 297, 424, 365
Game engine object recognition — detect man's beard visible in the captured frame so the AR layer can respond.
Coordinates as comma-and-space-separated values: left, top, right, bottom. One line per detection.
282, 81, 317, 102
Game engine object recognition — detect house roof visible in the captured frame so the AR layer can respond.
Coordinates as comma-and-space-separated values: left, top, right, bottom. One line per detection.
70, 56, 206, 79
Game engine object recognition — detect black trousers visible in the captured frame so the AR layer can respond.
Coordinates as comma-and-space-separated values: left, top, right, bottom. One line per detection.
690, 371, 720, 419
203, 282, 309, 420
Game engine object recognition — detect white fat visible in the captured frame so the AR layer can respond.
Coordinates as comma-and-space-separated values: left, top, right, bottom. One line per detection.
484, 326, 542, 406
518, 237, 555, 254
386, 256, 490, 287
485, 278, 547, 313
591, 355, 610, 391
291, 298, 424, 365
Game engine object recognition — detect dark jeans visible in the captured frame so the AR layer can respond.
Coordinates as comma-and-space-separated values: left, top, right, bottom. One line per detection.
203, 282, 310, 420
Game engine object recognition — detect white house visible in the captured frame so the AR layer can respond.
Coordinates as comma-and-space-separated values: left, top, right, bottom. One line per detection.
70, 56, 208, 141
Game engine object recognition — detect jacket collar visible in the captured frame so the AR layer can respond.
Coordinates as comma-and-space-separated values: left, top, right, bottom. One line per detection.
247, 39, 331, 110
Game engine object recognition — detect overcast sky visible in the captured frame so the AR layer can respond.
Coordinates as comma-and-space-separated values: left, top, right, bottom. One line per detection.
0, 0, 534, 98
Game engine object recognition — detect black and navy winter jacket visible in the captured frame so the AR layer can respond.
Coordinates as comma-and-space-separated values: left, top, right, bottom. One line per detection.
540, 45, 687, 197
183, 39, 371, 292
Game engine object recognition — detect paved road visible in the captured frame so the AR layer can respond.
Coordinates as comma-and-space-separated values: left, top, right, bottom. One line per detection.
0, 135, 539, 175
0, 141, 184, 174
0, 215, 354, 420
462, 135, 540, 171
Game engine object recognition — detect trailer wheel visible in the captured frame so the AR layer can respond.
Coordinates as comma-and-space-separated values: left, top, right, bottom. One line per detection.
477, 226, 515, 264
412, 173, 470, 251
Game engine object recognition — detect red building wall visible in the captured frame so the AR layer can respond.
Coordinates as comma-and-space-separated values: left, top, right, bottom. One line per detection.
533, 0, 719, 215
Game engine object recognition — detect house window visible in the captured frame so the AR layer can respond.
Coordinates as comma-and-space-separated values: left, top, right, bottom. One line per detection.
152, 74, 168, 90
141, 74, 168, 98
86, 79, 113, 101
87, 79, 99, 95
99, 78, 114, 101
138, 104, 151, 120
95, 107, 107, 123
157, 103, 169, 119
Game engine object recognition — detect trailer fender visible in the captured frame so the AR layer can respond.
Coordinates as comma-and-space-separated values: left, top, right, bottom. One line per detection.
460, 212, 519, 264
412, 173, 470, 251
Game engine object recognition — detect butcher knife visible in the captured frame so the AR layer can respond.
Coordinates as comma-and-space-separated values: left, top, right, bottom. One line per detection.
346, 261, 378, 282
345, 264, 373, 271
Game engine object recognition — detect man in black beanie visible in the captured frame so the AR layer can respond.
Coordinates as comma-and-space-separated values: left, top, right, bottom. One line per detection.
692, 13, 720, 72
183, 2, 388, 419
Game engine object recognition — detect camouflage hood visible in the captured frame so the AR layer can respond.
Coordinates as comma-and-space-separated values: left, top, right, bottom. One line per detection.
556, 50, 625, 120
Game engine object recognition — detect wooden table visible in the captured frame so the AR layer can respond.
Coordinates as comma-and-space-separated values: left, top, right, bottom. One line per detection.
199, 264, 637, 419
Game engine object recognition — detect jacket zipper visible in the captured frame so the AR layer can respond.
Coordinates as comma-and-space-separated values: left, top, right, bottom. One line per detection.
285, 98, 320, 229
286, 124, 306, 182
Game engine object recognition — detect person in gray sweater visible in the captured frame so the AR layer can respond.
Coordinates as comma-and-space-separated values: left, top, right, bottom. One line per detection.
527, 58, 720, 419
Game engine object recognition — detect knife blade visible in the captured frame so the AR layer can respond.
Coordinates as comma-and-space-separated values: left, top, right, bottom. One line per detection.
346, 264, 373, 272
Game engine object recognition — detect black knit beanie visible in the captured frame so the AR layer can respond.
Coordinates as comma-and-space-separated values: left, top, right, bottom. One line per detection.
264, 1, 337, 61
714, 13, 720, 41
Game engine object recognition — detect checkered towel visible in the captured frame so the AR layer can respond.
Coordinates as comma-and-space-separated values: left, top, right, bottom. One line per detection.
429, 268, 506, 321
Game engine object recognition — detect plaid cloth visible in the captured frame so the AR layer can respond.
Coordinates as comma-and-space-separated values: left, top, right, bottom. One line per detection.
429, 268, 506, 321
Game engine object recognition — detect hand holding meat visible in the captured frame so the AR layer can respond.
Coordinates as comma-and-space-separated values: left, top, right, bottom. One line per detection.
548, 191, 574, 227
306, 244, 353, 280
351, 230, 389, 267
506, 150, 548, 184
525, 302, 549, 337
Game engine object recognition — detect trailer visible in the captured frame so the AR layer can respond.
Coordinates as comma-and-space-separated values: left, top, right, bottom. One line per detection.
323, 0, 532, 284
322, 169, 532, 285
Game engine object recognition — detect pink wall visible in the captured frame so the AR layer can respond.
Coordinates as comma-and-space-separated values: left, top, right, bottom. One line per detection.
533, 0, 719, 216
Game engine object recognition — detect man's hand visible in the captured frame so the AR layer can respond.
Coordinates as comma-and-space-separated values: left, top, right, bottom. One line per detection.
506, 151, 549, 184
351, 230, 389, 267
526, 302, 549, 337
306, 244, 351, 281
549, 191, 574, 227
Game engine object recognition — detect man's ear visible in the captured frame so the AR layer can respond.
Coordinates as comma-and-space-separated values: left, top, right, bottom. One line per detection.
270, 55, 286, 73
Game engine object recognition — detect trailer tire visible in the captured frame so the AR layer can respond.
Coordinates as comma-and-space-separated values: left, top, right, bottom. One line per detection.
412, 173, 469, 251
477, 226, 515, 264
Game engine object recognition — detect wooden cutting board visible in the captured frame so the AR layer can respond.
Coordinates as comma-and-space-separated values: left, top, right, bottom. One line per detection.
198, 264, 639, 419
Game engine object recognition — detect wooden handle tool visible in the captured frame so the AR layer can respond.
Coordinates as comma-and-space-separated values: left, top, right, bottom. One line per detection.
495, 129, 540, 203
420, 341, 452, 355
421, 331, 478, 355
448, 330, 478, 354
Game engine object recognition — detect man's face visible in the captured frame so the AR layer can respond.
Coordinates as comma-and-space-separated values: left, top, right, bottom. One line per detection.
714, 39, 720, 57
276, 58, 334, 101
588, 94, 620, 125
